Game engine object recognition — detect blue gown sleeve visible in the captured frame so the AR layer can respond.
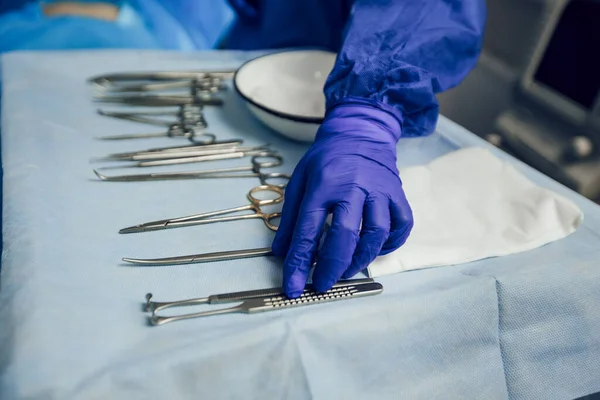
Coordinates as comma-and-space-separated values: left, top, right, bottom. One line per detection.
223, 0, 353, 51
324, 0, 486, 137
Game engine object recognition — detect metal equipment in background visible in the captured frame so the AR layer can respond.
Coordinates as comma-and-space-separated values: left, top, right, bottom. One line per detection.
438, 0, 600, 202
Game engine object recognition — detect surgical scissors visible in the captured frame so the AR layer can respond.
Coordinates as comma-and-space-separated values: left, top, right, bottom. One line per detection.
93, 154, 290, 186
119, 184, 283, 234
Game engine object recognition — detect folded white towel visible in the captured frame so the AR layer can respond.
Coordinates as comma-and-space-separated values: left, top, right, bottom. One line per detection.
368, 147, 583, 277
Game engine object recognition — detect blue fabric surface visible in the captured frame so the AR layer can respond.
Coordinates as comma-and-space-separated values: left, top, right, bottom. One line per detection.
0, 2, 161, 52
0, 1, 233, 53
42, 0, 125, 4
224, 0, 486, 137
1, 50, 600, 399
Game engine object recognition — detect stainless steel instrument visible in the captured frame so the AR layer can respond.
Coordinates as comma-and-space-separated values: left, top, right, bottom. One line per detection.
146, 280, 383, 326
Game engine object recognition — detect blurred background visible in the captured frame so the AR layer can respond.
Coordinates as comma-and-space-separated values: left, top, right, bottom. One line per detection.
438, 0, 600, 203
1, 0, 599, 203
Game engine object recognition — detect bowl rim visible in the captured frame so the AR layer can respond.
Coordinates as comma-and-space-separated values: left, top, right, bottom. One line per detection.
233, 49, 335, 124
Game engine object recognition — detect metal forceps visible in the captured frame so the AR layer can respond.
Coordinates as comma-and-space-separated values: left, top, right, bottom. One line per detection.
93, 94, 224, 107
97, 104, 206, 130
98, 146, 272, 169
122, 223, 331, 266
96, 124, 213, 142
92, 140, 246, 162
123, 246, 274, 265
119, 184, 283, 234
93, 154, 290, 187
96, 76, 227, 94
88, 70, 235, 90
93, 77, 228, 107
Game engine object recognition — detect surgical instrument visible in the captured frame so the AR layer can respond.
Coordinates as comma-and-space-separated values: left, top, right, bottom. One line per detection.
100, 148, 274, 168
88, 70, 235, 89
119, 184, 283, 234
97, 76, 228, 94
147, 281, 384, 326
122, 246, 274, 266
92, 144, 267, 163
96, 125, 214, 143
122, 223, 332, 266
96, 128, 204, 141
92, 139, 247, 161
93, 154, 290, 186
97, 106, 206, 129
91, 136, 244, 158
145, 278, 376, 313
93, 79, 226, 106
93, 94, 224, 107
99, 105, 201, 119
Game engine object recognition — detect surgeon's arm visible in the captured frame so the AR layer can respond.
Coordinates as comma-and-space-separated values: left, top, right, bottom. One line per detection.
325, 0, 487, 136
273, 0, 486, 297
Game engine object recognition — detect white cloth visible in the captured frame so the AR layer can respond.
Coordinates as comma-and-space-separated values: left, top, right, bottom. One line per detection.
368, 147, 584, 277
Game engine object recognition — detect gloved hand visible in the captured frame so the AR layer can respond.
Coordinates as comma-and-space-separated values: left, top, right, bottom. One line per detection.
272, 103, 414, 298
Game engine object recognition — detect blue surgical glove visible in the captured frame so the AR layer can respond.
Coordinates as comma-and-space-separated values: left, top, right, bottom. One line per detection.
272, 103, 414, 298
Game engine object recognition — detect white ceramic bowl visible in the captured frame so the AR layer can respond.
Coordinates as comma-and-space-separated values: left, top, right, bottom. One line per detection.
234, 50, 337, 142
